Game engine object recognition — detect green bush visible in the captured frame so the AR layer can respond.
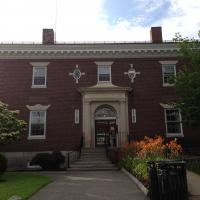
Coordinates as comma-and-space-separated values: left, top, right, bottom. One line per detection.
31, 151, 65, 170
52, 151, 65, 165
0, 153, 7, 178
134, 161, 148, 181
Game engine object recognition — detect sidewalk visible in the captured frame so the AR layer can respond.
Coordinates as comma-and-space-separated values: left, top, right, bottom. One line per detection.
187, 170, 200, 200
29, 171, 147, 200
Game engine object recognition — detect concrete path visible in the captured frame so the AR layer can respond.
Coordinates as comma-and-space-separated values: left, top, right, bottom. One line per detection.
29, 171, 147, 200
187, 171, 200, 200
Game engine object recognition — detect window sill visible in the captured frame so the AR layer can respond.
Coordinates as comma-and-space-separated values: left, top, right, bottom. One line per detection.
166, 133, 184, 138
163, 84, 174, 87
31, 85, 47, 89
98, 81, 111, 83
27, 136, 46, 140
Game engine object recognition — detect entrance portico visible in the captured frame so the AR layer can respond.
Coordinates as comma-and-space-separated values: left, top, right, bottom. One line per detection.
78, 83, 132, 148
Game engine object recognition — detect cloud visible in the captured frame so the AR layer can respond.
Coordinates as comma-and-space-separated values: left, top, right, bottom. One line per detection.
0, 0, 199, 42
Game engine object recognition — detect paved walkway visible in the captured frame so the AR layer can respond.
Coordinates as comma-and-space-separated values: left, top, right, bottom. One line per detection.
29, 171, 147, 200
187, 171, 200, 200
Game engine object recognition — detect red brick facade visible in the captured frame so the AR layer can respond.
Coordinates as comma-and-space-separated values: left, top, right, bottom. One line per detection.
0, 28, 199, 153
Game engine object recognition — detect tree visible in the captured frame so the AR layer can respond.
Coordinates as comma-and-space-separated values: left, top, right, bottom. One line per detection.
0, 101, 27, 144
173, 32, 200, 126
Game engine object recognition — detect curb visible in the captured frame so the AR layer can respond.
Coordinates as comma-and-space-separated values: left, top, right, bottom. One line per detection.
121, 168, 149, 196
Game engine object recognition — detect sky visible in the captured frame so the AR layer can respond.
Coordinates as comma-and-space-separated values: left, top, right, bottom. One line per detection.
0, 0, 199, 42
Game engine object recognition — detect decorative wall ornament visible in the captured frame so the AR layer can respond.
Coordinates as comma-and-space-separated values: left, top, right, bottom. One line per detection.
124, 64, 141, 83
69, 65, 85, 83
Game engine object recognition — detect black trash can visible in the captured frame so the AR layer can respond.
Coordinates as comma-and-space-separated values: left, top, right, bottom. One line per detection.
147, 160, 188, 200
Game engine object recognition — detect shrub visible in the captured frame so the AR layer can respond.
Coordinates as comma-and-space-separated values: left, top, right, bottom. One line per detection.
123, 136, 182, 160
0, 153, 7, 179
52, 151, 65, 165
121, 136, 183, 183
31, 151, 65, 170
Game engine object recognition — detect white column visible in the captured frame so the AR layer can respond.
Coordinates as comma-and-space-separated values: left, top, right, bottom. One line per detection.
119, 100, 128, 146
83, 101, 91, 148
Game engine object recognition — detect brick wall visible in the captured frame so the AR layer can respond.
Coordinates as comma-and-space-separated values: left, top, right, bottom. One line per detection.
0, 58, 199, 152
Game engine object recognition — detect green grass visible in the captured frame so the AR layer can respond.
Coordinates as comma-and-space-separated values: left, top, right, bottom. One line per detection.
187, 161, 200, 175
0, 172, 53, 200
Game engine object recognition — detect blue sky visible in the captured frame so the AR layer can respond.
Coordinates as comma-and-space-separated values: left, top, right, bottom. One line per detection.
0, 0, 199, 42
102, 0, 172, 26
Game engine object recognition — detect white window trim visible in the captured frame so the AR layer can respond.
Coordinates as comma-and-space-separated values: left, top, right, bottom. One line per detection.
164, 108, 184, 138
30, 62, 49, 88
159, 60, 177, 87
26, 104, 50, 140
131, 108, 136, 123
75, 109, 79, 124
95, 61, 113, 83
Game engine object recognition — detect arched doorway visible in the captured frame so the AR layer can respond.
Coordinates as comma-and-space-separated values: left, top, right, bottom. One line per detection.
94, 105, 117, 147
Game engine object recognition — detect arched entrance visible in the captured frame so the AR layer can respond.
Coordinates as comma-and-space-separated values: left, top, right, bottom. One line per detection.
94, 105, 117, 147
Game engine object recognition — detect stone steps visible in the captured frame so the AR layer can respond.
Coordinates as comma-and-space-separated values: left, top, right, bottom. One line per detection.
67, 148, 118, 171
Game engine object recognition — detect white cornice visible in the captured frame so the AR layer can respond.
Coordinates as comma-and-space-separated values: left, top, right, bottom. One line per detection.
159, 60, 178, 65
30, 62, 49, 67
0, 43, 179, 59
95, 61, 114, 65
26, 104, 50, 111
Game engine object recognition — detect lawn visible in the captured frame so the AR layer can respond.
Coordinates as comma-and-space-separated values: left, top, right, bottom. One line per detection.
0, 172, 53, 200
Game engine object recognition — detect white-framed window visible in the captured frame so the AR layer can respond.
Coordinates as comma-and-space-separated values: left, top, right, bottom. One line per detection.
159, 61, 177, 86
26, 104, 50, 140
131, 108, 136, 123
29, 110, 46, 139
95, 61, 113, 83
75, 109, 79, 124
98, 66, 111, 82
30, 62, 49, 88
162, 64, 176, 86
32, 67, 47, 87
164, 108, 183, 137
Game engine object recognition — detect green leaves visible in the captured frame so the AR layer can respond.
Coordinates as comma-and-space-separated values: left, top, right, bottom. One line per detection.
0, 101, 27, 144
173, 32, 200, 126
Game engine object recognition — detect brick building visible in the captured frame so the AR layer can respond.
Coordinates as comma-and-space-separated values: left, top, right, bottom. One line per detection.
0, 27, 199, 167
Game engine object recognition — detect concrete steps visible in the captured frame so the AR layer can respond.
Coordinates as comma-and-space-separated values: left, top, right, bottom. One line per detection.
67, 148, 118, 171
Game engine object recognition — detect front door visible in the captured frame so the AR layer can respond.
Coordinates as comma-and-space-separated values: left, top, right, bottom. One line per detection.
95, 120, 116, 147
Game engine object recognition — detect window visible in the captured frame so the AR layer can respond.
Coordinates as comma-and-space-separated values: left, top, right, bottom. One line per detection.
131, 109, 136, 123
29, 111, 46, 139
165, 109, 183, 137
98, 66, 111, 82
32, 67, 47, 87
162, 64, 176, 85
95, 61, 113, 83
30, 62, 49, 88
75, 109, 79, 124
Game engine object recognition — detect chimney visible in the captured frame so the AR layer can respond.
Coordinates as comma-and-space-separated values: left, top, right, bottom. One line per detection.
150, 27, 162, 43
42, 29, 54, 44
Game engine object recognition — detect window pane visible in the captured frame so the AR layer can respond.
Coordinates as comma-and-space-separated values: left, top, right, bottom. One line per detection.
99, 66, 110, 74
167, 122, 181, 133
34, 77, 45, 85
34, 68, 45, 77
166, 109, 182, 134
98, 66, 110, 82
31, 124, 45, 136
99, 74, 110, 81
163, 65, 175, 84
163, 65, 175, 73
33, 67, 46, 85
30, 111, 45, 136
166, 110, 180, 122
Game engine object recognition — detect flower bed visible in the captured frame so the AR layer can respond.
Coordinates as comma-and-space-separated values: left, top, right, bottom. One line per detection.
120, 136, 183, 187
